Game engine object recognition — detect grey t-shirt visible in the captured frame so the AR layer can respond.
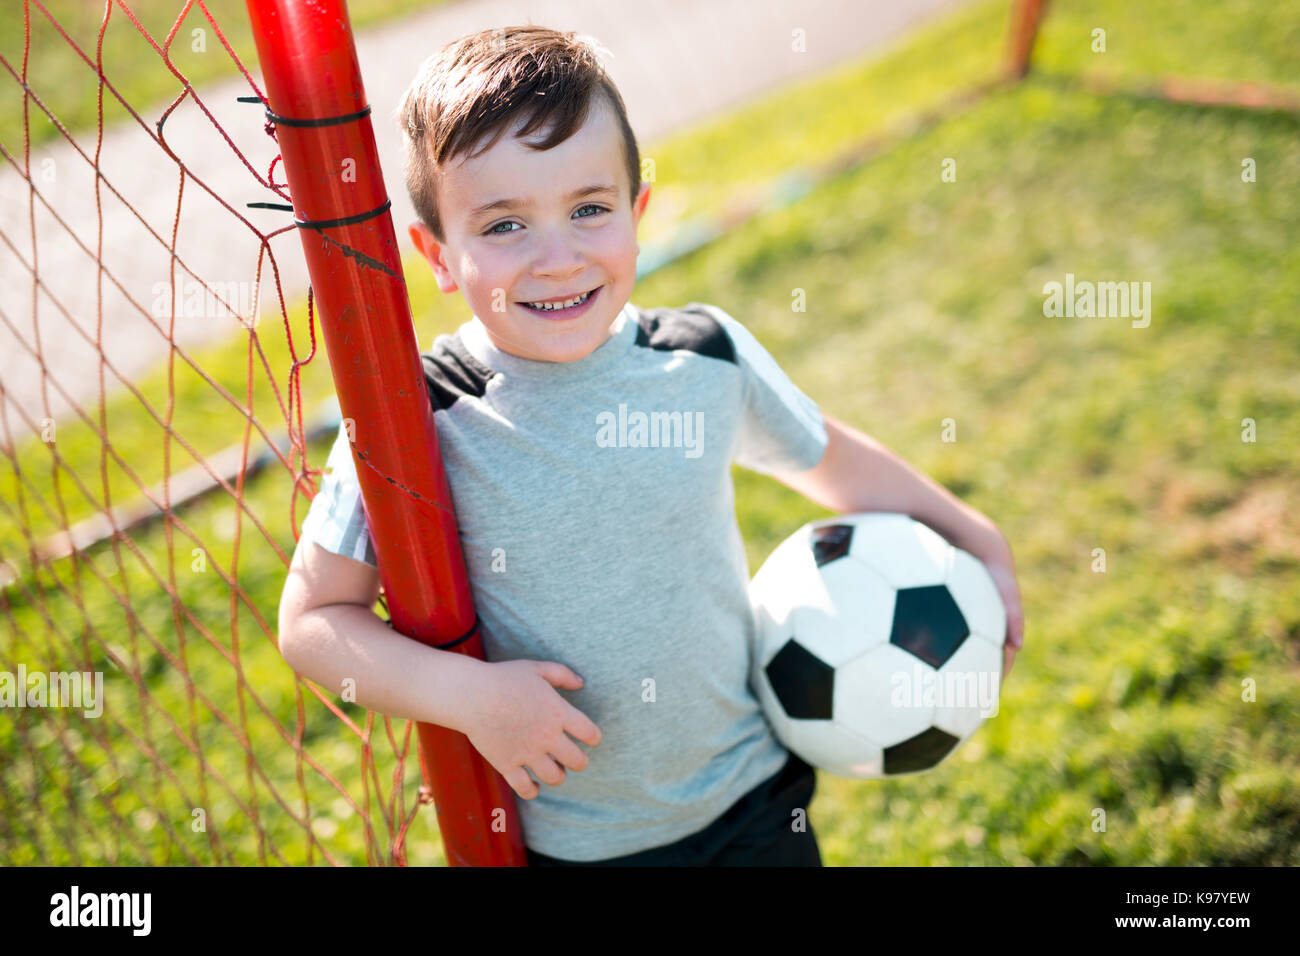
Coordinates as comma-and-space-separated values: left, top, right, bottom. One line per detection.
299, 299, 828, 861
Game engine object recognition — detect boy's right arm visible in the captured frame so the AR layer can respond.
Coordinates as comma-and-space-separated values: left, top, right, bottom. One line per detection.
276, 536, 602, 799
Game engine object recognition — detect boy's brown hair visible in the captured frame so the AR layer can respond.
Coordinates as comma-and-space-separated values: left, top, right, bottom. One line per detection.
395, 25, 641, 243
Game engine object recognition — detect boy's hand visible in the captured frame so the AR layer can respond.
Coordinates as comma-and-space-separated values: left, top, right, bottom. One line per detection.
977, 534, 1025, 680
460, 659, 602, 801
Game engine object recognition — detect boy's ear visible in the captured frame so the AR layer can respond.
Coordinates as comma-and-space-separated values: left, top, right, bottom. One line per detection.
632, 181, 652, 256
408, 222, 459, 294
633, 181, 652, 225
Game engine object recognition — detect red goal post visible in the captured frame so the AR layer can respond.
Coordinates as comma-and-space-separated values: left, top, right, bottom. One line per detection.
244, 0, 526, 866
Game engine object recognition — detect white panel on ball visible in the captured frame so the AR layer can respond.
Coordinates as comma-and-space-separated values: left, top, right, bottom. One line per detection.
784, 719, 884, 779
931, 636, 1004, 740
844, 513, 954, 589
835, 643, 936, 745
945, 547, 1007, 647
784, 557, 895, 669
748, 529, 828, 629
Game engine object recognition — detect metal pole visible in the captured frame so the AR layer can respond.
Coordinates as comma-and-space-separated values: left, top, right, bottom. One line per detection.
245, 0, 526, 866
1006, 0, 1047, 80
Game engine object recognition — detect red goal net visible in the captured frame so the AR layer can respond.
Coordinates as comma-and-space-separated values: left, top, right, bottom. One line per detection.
0, 0, 510, 866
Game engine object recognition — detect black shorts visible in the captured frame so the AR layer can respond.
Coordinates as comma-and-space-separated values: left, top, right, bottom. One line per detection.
524, 751, 821, 867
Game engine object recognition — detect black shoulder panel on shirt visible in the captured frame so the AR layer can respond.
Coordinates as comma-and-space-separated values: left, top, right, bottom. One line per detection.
420, 333, 495, 411
632, 303, 738, 365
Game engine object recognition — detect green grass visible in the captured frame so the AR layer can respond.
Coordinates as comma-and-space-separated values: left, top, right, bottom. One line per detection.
707, 81, 1300, 864
1032, 0, 1300, 95
3, 0, 1299, 865
0, 0, 455, 154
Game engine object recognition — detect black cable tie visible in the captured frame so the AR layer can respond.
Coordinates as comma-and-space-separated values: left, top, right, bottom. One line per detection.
264, 104, 372, 129
294, 199, 391, 231
237, 96, 383, 227
434, 614, 481, 651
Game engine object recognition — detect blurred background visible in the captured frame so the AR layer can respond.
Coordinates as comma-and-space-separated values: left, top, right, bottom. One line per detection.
1, 0, 1297, 866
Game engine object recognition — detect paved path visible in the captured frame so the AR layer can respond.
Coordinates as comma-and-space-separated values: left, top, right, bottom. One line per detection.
0, 0, 969, 430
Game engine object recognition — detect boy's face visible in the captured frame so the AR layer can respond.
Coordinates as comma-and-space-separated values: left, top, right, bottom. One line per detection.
409, 96, 651, 364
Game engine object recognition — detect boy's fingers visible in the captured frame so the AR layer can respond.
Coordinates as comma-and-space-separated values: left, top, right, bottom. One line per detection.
513, 770, 538, 800
1010, 607, 1025, 648
527, 754, 566, 787
566, 710, 602, 748
550, 734, 591, 773
537, 660, 584, 689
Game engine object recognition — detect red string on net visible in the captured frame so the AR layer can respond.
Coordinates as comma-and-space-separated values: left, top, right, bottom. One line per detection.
1, 0, 425, 866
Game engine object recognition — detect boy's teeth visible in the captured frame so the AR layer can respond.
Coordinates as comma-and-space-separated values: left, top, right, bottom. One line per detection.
525, 290, 590, 311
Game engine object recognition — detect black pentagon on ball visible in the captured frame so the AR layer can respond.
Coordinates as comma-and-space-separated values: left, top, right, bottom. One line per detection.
890, 584, 970, 668
810, 524, 853, 567
884, 726, 961, 774
765, 639, 835, 719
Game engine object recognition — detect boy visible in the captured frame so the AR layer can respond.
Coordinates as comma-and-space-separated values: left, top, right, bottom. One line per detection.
277, 25, 1025, 866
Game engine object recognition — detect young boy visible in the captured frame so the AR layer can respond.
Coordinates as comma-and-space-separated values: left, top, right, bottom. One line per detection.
277, 25, 1025, 866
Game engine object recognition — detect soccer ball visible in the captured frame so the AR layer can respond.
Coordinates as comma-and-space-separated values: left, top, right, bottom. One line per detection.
748, 512, 1007, 779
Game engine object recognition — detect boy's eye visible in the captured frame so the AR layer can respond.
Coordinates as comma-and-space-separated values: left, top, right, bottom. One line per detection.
482, 204, 609, 236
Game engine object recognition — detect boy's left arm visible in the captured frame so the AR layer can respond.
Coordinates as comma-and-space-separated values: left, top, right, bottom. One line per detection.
774, 412, 1025, 678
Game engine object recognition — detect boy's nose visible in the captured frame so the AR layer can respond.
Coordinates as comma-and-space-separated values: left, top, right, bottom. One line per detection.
529, 228, 586, 277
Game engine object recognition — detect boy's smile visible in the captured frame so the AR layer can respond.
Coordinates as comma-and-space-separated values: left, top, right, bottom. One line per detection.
409, 95, 651, 364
